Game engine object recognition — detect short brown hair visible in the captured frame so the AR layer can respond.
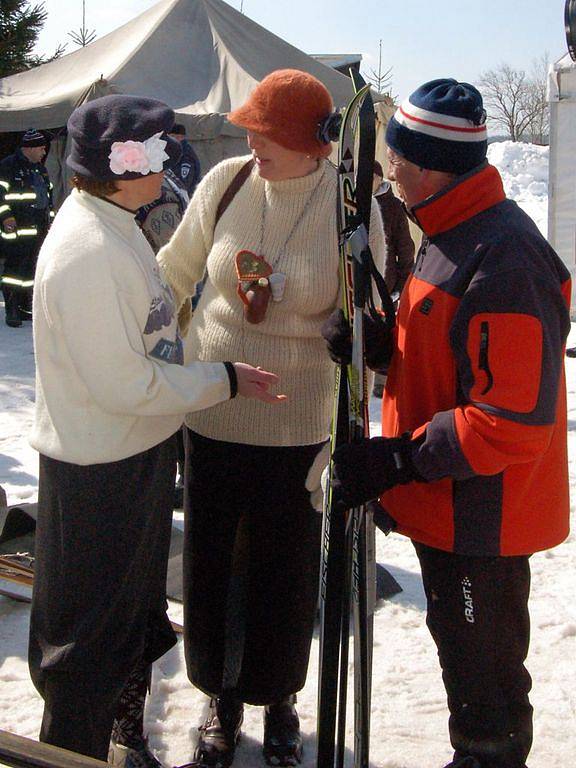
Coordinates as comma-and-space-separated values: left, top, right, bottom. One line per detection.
70, 174, 119, 197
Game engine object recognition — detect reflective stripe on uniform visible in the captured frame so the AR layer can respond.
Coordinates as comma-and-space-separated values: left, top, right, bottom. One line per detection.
0, 276, 35, 288
0, 204, 11, 216
5, 192, 37, 201
0, 180, 9, 191
49, 211, 55, 218
1, 227, 38, 239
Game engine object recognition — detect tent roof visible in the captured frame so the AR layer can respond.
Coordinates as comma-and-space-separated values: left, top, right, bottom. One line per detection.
311, 54, 363, 70
0, 0, 356, 132
553, 53, 575, 70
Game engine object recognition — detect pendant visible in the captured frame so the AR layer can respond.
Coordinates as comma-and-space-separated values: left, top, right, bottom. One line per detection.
269, 272, 286, 302
235, 249, 272, 324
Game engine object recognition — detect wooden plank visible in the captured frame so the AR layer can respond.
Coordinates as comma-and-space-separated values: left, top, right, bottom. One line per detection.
0, 572, 182, 635
0, 730, 107, 768
0, 587, 32, 604
0, 569, 33, 588
0, 556, 34, 576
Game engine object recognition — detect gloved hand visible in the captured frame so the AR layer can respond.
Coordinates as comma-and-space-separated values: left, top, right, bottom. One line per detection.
331, 434, 422, 510
321, 309, 393, 374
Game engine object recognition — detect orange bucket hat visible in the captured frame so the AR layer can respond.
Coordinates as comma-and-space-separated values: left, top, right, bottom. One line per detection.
228, 69, 335, 158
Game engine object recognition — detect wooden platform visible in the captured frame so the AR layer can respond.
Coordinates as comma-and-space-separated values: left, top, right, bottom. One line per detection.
0, 730, 108, 768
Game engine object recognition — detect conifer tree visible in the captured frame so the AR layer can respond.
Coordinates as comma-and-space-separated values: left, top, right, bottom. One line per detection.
0, 1, 64, 78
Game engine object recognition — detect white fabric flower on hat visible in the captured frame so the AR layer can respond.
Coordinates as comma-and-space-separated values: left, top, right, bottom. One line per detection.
108, 132, 169, 175
142, 132, 169, 172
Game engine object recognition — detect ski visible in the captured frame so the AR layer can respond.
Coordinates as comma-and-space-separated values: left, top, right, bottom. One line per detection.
344, 70, 376, 768
317, 71, 393, 768
317, 81, 372, 768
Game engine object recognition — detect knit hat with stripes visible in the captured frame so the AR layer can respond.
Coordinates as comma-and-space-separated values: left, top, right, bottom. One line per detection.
21, 129, 47, 148
385, 79, 488, 175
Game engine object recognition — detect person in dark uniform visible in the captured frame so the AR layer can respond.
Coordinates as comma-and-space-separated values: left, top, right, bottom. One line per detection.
168, 123, 201, 198
0, 129, 53, 327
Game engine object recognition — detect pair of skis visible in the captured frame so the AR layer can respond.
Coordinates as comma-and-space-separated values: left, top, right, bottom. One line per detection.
317, 73, 394, 768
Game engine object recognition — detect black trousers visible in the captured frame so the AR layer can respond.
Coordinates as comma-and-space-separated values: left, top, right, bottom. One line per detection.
1, 227, 46, 302
414, 543, 532, 768
183, 429, 324, 705
29, 436, 178, 760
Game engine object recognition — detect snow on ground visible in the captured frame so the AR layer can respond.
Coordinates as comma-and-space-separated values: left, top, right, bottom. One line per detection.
1, 143, 575, 767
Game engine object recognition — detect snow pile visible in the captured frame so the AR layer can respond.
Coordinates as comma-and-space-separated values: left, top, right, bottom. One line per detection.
487, 140, 549, 235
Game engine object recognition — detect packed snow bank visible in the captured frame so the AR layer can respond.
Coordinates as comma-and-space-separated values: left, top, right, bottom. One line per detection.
487, 140, 549, 236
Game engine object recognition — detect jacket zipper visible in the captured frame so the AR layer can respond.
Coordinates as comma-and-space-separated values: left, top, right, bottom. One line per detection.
479, 321, 494, 395
417, 237, 429, 272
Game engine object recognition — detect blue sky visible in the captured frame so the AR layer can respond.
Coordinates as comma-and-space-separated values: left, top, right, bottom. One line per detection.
37, 0, 568, 99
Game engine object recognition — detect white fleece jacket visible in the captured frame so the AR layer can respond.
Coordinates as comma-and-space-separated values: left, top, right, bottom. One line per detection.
30, 189, 232, 465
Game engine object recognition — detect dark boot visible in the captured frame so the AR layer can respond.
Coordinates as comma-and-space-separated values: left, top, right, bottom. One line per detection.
108, 736, 164, 768
445, 740, 529, 768
4, 291, 22, 327
263, 695, 303, 766
194, 693, 243, 767
18, 290, 33, 321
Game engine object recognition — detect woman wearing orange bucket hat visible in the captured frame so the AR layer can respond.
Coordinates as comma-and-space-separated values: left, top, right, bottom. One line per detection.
158, 69, 385, 767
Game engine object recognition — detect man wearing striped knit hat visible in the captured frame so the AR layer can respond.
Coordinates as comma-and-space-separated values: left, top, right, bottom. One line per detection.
323, 80, 570, 767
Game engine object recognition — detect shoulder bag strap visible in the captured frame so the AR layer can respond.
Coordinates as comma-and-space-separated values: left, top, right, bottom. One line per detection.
214, 159, 255, 229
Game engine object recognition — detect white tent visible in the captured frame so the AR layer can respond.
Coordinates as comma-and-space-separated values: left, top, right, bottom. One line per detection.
0, 0, 393, 204
548, 53, 576, 311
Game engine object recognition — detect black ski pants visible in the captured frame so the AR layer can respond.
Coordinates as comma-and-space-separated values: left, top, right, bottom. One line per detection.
29, 436, 178, 760
183, 429, 324, 705
1, 225, 47, 306
414, 543, 532, 768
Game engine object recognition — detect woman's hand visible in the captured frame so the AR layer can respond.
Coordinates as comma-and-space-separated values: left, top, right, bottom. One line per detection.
233, 362, 287, 404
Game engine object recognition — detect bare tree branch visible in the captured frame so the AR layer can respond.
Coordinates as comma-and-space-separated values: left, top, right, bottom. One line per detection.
477, 58, 549, 143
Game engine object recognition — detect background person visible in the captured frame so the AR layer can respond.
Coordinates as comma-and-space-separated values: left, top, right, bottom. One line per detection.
323, 79, 570, 768
28, 94, 282, 768
371, 159, 414, 396
0, 129, 53, 327
168, 122, 201, 199
157, 69, 385, 768
372, 159, 414, 300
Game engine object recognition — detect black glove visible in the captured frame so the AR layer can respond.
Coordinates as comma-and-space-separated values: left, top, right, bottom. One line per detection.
331, 434, 422, 510
321, 308, 393, 374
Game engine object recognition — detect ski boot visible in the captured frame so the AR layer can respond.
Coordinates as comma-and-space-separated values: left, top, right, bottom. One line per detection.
108, 736, 164, 768
194, 694, 244, 767
263, 695, 303, 766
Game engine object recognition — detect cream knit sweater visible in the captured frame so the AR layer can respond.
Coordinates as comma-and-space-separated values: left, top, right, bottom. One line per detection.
158, 156, 385, 447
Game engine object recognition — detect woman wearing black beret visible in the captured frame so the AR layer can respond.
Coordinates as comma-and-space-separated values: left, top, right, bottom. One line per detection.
28, 94, 284, 768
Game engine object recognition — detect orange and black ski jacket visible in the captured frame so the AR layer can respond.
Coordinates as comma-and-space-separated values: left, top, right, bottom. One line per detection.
380, 163, 571, 556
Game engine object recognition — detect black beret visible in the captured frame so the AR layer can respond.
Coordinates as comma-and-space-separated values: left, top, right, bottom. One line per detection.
66, 94, 181, 181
